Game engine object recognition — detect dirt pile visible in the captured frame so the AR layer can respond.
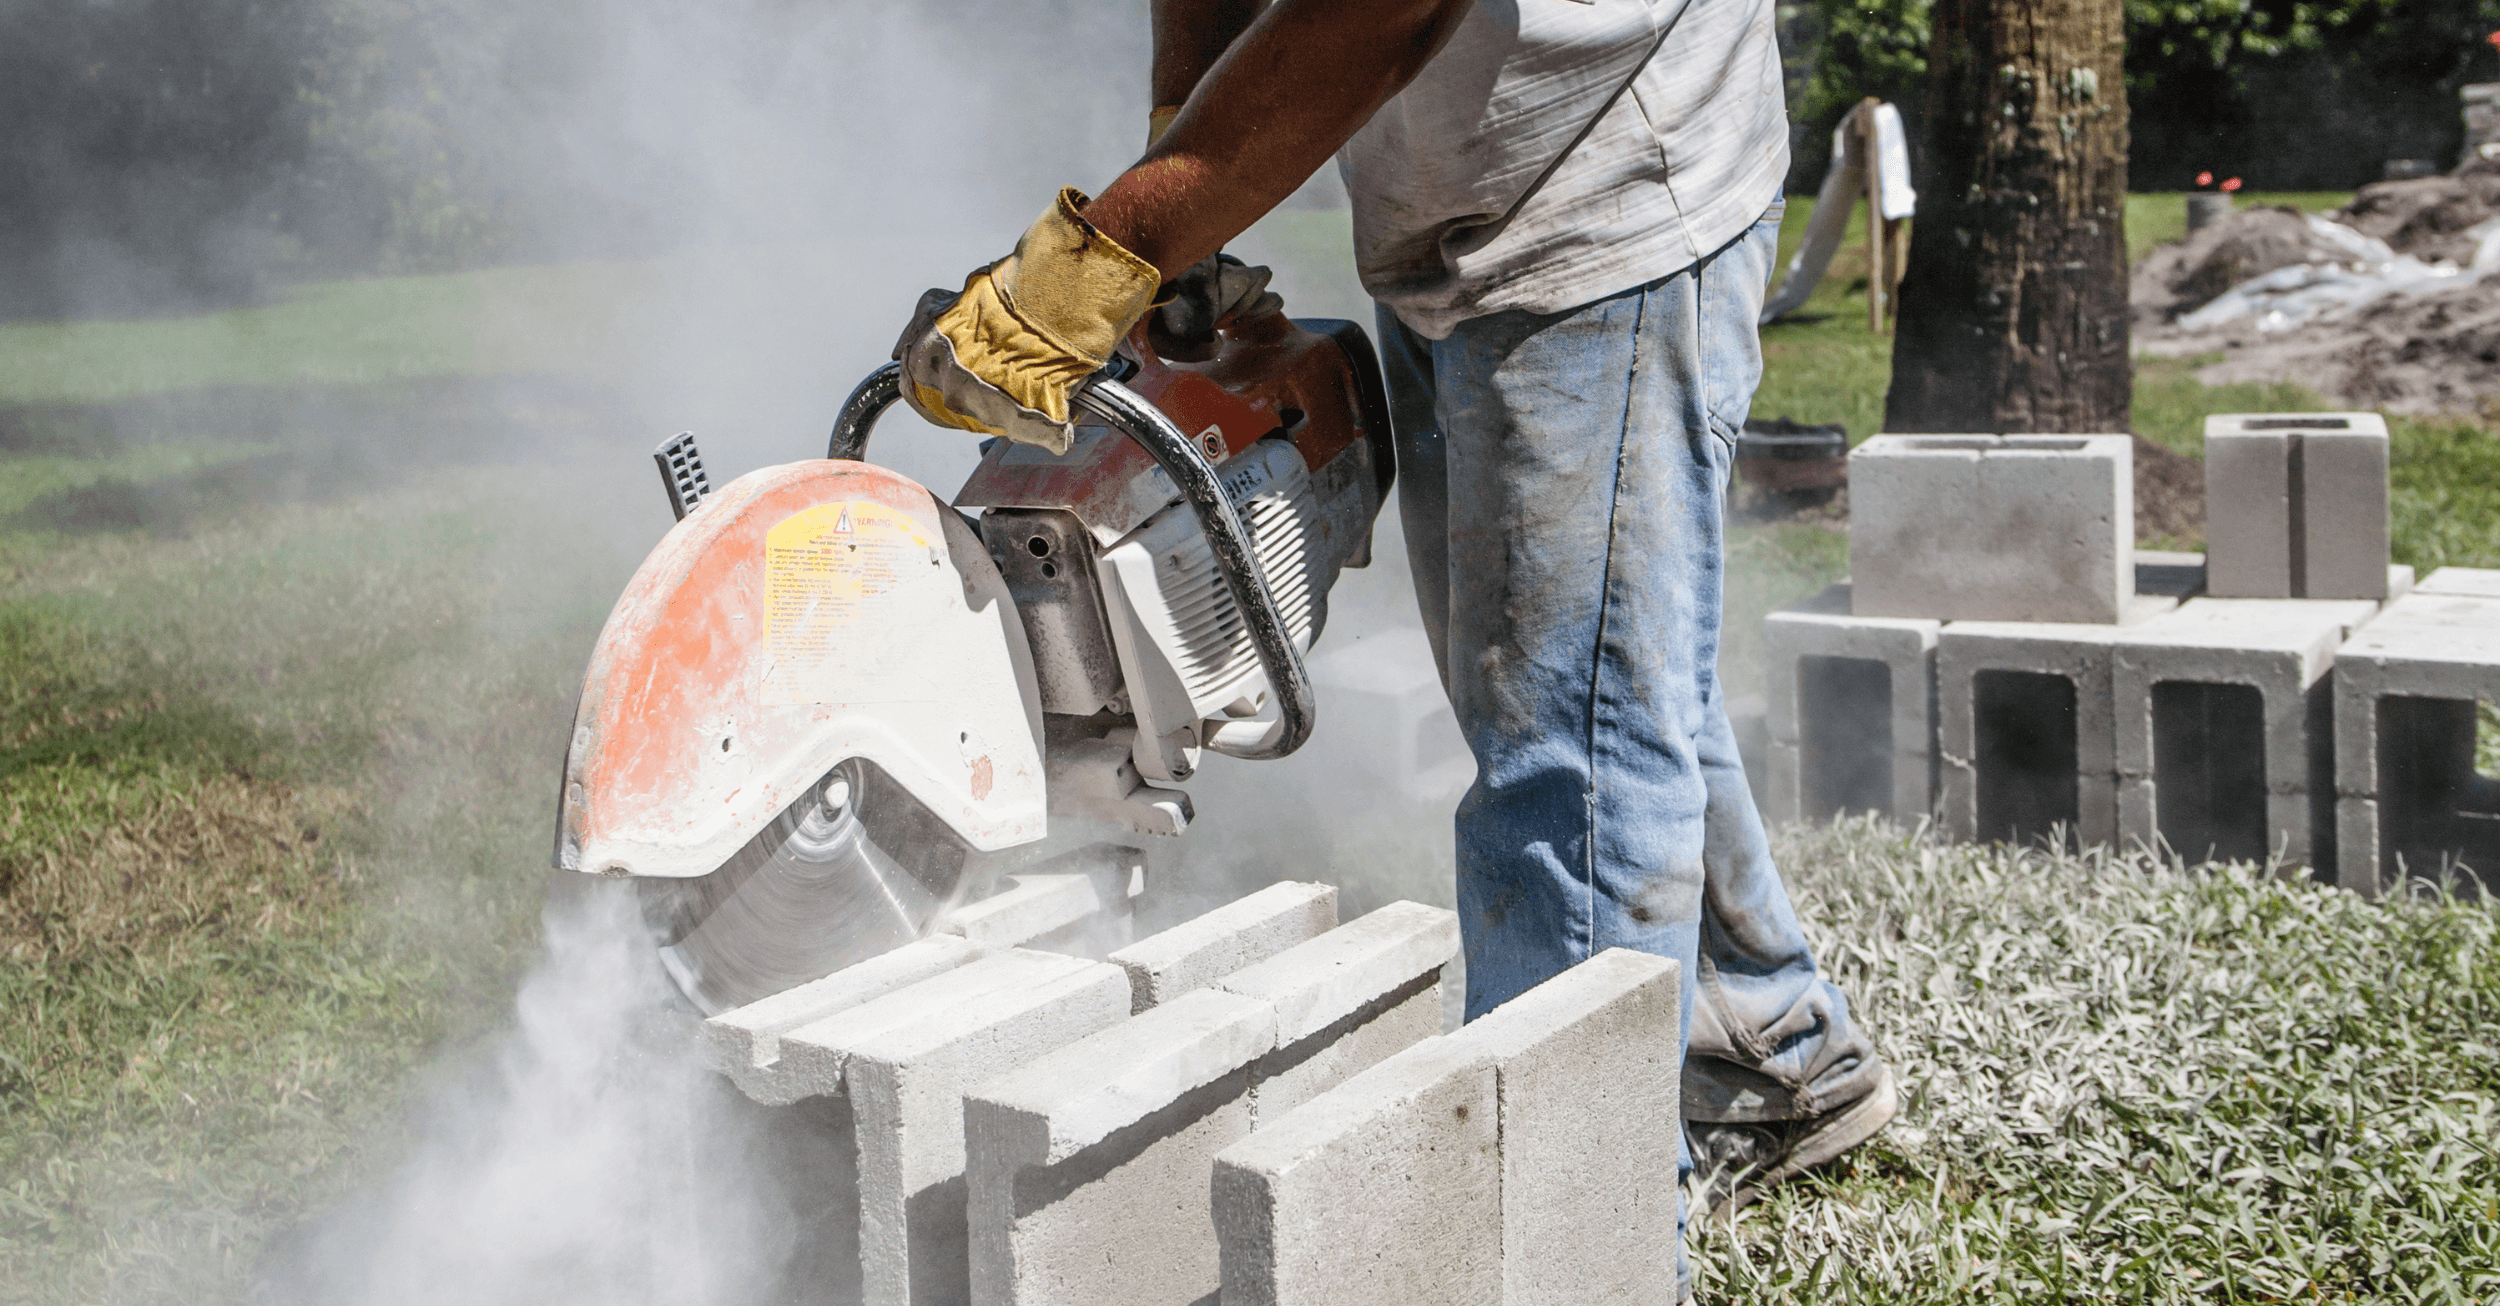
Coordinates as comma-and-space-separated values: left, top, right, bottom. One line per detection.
2132, 206, 2359, 326
2132, 160, 2500, 414
2334, 159, 2500, 264
2191, 274, 2500, 414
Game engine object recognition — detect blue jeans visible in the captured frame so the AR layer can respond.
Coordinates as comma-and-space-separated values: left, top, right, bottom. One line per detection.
1378, 205, 1883, 1231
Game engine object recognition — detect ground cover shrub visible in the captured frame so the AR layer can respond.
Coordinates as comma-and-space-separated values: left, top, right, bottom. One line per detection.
1699, 820, 2500, 1304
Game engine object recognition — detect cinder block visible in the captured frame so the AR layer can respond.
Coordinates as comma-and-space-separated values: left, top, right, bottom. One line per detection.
702, 935, 989, 1106
961, 897, 1450, 1306
965, 988, 1277, 1306
1108, 881, 1338, 1013
1445, 949, 1682, 1306
2301, 421, 2394, 599
1211, 1037, 1501, 1306
2332, 592, 2500, 895
1246, 983, 1443, 1127
1215, 901, 1458, 1124
2204, 413, 2391, 600
1761, 603, 1940, 824
1936, 621, 2130, 847
2418, 566, 2500, 599
2112, 598, 2376, 869
1215, 901, 1458, 1048
1849, 434, 2134, 623
940, 843, 1144, 955
2204, 423, 2294, 598
805, 949, 1132, 1306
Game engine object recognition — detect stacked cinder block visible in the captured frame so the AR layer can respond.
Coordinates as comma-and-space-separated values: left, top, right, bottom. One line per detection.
2112, 598, 2377, 867
701, 880, 1462, 1306
1211, 948, 1682, 1305
1768, 416, 2449, 872
1761, 583, 1939, 826
696, 878, 1697, 1305
2204, 413, 2404, 601
963, 896, 1453, 1306
2332, 580, 2500, 895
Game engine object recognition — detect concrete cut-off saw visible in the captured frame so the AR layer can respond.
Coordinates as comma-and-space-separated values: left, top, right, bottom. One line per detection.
553, 297, 1393, 1013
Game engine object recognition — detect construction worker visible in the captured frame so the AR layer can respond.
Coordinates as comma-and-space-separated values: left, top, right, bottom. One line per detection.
892, 0, 1893, 1287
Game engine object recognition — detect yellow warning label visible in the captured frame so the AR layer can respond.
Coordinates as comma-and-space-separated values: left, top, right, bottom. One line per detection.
764, 501, 934, 704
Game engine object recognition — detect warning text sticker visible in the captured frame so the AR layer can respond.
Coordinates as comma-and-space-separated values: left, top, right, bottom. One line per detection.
763, 501, 934, 704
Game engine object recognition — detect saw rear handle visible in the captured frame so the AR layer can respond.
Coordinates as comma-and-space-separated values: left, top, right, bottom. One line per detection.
827, 362, 1316, 763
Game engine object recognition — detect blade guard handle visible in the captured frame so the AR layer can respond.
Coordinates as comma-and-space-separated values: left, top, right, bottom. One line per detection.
828, 362, 1315, 762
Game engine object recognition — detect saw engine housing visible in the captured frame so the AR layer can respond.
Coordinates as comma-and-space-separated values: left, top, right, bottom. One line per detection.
555, 309, 1392, 1011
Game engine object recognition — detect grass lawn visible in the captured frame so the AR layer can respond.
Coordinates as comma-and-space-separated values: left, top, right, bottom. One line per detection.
1, 196, 2496, 1304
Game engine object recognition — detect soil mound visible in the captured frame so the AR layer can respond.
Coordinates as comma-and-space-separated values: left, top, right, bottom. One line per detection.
2333, 160, 2500, 264
2192, 274, 2500, 414
2131, 161, 2500, 414
2131, 206, 2357, 326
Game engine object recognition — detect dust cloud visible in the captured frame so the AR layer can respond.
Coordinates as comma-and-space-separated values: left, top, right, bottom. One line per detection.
263, 884, 853, 1306
89, 1, 1474, 1302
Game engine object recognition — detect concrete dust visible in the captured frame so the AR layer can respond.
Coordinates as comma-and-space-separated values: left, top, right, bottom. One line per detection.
262, 883, 860, 1306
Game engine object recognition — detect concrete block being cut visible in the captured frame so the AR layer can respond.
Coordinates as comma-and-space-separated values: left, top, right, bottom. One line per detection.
2112, 598, 2377, 871
961, 896, 1449, 1306
2332, 591, 2500, 895
1216, 900, 1459, 1124
1849, 434, 2134, 623
2204, 413, 2391, 601
1445, 949, 1683, 1306
1761, 596, 1940, 825
702, 935, 990, 1107
1211, 1036, 1501, 1306
1107, 880, 1337, 1013
799, 948, 1131, 1306
964, 988, 1275, 1306
939, 843, 1145, 956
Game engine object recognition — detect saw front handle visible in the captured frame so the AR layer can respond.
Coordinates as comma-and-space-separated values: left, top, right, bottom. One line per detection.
829, 362, 1316, 763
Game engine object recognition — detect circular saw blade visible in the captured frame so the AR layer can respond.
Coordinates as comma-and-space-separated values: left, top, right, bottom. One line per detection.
641, 760, 951, 1016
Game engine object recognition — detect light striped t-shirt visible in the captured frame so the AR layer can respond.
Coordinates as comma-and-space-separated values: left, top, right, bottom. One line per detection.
1339, 0, 1788, 339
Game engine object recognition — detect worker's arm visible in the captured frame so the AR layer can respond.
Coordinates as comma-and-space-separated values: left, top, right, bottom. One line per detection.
1098, 0, 1472, 278
1151, 0, 1264, 132
893, 0, 1468, 450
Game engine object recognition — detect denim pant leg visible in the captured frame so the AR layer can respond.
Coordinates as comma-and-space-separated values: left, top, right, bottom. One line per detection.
1378, 209, 1882, 1127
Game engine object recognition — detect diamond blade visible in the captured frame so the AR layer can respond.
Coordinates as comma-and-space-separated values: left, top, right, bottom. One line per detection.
640, 760, 954, 1015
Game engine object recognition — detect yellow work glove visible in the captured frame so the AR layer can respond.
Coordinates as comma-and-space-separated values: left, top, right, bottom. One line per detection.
892, 187, 1161, 455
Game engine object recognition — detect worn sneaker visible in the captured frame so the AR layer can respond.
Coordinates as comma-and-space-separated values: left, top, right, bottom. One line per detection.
1687, 1063, 1897, 1217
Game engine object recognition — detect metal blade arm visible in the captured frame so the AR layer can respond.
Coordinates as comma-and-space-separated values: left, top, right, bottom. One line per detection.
826, 362, 1314, 762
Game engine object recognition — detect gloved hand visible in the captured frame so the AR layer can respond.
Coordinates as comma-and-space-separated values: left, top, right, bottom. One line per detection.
892, 187, 1162, 455
1149, 253, 1285, 361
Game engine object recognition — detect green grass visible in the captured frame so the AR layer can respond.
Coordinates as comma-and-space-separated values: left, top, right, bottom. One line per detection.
0, 408, 632, 1299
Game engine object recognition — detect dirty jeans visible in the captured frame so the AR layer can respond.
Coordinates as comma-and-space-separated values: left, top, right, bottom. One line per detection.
1377, 205, 1884, 1272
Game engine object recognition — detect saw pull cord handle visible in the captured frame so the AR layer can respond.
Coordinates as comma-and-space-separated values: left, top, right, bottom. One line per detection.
826, 361, 1316, 763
